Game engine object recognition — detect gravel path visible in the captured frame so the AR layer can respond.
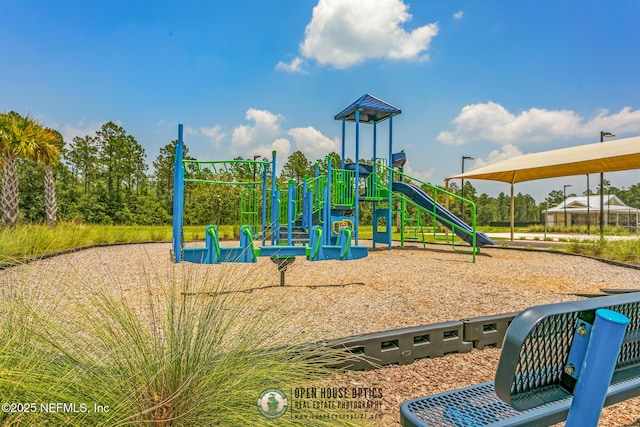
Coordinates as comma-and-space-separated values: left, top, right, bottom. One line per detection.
2, 241, 640, 426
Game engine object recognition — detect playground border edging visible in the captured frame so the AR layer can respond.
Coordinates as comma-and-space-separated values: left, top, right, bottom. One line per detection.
324, 312, 517, 370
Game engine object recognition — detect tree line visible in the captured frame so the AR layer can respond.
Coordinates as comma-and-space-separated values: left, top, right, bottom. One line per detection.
3, 114, 640, 228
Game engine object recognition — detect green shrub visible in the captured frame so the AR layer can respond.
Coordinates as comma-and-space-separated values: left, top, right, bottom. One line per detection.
0, 261, 363, 426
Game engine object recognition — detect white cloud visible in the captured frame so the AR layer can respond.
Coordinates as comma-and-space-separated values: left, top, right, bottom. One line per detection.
231, 108, 282, 150
275, 56, 307, 73
472, 144, 524, 169
244, 138, 292, 164
272, 138, 292, 161
184, 126, 199, 136
403, 161, 434, 183
282, 0, 438, 70
214, 109, 342, 163
226, 108, 339, 163
453, 10, 463, 20
437, 102, 640, 145
582, 107, 640, 136
60, 121, 104, 144
200, 125, 226, 148
287, 126, 339, 159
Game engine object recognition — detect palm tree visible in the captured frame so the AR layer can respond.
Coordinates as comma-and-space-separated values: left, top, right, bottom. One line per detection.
36, 128, 64, 228
0, 112, 40, 227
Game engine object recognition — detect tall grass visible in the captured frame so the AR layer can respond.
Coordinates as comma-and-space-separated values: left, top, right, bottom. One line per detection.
566, 238, 640, 264
0, 223, 238, 264
0, 257, 364, 426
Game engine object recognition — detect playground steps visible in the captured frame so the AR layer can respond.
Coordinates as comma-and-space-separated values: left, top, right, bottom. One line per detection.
279, 224, 310, 245
404, 226, 427, 243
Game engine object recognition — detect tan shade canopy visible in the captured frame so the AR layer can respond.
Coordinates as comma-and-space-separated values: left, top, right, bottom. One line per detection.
448, 136, 640, 184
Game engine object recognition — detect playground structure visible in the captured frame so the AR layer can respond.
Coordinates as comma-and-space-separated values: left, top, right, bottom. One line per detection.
171, 94, 494, 267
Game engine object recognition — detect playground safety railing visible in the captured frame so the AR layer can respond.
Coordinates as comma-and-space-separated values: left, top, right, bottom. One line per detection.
276, 184, 287, 227
180, 157, 268, 240
337, 226, 352, 259
377, 164, 480, 257
241, 225, 258, 262
364, 160, 389, 201
331, 167, 356, 208
306, 174, 326, 215
206, 225, 222, 262
239, 187, 260, 235
395, 193, 435, 248
295, 175, 323, 226
308, 225, 324, 261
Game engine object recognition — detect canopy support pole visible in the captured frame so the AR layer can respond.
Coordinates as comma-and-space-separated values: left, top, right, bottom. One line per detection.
510, 183, 515, 241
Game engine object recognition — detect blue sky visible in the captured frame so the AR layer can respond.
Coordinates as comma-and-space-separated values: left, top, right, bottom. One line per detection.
3, 0, 640, 202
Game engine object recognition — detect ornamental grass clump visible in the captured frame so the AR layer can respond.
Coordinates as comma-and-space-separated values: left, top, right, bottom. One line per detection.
0, 254, 364, 426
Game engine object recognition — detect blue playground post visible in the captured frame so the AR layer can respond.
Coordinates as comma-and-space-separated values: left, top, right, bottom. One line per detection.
354, 108, 360, 245
341, 118, 346, 170
287, 179, 295, 246
324, 159, 332, 245
270, 150, 278, 245
565, 308, 630, 427
172, 124, 184, 263
302, 176, 311, 231
261, 158, 268, 246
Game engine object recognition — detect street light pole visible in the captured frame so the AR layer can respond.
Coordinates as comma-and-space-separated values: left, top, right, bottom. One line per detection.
600, 131, 615, 238
461, 155, 474, 222
544, 201, 548, 240
564, 184, 573, 228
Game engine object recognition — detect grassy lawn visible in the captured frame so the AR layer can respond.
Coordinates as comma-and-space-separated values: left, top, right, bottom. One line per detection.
0, 223, 236, 264
3, 222, 640, 266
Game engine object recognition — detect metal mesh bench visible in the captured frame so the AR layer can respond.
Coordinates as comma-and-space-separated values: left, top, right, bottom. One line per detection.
400, 293, 640, 426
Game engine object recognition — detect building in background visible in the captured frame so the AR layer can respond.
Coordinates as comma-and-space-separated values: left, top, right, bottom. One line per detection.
543, 195, 640, 230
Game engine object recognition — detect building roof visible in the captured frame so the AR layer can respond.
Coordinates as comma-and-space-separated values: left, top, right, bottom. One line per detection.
544, 194, 640, 213
448, 136, 640, 184
334, 93, 401, 123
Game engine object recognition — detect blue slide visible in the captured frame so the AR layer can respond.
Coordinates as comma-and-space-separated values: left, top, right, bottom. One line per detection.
392, 181, 495, 247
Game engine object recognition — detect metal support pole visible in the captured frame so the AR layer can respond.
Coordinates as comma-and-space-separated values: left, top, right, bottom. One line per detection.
586, 174, 590, 234
600, 172, 604, 238
565, 308, 629, 427
172, 124, 185, 263
599, 131, 615, 238
354, 109, 360, 245
544, 201, 548, 240
510, 183, 515, 241
387, 115, 394, 250
341, 118, 346, 170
